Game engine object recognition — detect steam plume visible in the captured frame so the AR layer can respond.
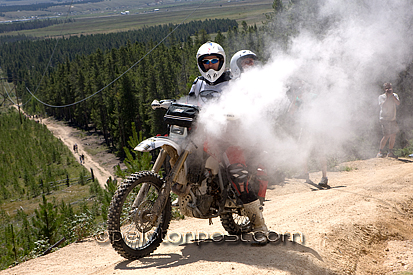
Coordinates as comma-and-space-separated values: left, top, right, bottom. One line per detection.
197, 0, 413, 173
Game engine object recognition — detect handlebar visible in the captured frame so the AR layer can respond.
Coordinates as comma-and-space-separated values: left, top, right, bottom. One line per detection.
151, 99, 199, 111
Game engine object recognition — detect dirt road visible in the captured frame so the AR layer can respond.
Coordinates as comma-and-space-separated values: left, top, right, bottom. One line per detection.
14, 106, 121, 187
1, 151, 413, 274
40, 117, 119, 188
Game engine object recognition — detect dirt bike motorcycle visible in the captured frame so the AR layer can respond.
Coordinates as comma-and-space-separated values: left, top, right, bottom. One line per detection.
107, 92, 270, 260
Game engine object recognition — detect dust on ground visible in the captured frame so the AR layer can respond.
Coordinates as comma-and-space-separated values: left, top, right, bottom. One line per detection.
2, 116, 413, 275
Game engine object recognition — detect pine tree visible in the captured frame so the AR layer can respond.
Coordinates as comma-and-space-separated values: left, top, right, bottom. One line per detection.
16, 209, 34, 255
31, 195, 60, 245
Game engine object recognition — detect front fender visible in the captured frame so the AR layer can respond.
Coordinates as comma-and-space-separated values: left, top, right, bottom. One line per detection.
134, 136, 183, 155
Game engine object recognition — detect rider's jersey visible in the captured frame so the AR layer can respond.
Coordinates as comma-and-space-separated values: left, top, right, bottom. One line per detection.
187, 71, 231, 106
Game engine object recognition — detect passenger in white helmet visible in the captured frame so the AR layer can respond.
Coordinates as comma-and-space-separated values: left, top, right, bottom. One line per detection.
230, 50, 266, 194
230, 50, 258, 79
230, 49, 270, 243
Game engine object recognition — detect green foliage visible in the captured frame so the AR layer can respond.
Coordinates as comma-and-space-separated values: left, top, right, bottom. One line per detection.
272, 0, 284, 13
31, 195, 60, 245
0, 110, 107, 270
0, 19, 73, 34
100, 177, 118, 220
115, 123, 152, 178
1, 19, 238, 157
79, 169, 86, 186
15, 209, 35, 256
338, 166, 354, 172
171, 193, 185, 220
0, 109, 87, 201
71, 211, 95, 242
396, 146, 412, 158
393, 131, 413, 157
0, 1, 102, 13
29, 239, 50, 258
3, 224, 18, 267
88, 177, 115, 221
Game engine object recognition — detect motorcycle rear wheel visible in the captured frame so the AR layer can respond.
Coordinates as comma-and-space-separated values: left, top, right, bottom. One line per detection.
107, 171, 171, 260
220, 211, 252, 235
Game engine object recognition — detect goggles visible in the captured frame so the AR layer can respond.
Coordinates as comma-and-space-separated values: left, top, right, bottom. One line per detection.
202, 58, 220, 65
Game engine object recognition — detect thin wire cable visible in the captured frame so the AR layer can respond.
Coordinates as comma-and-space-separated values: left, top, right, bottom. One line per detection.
3, 80, 18, 105
21, 0, 75, 106
26, 0, 207, 108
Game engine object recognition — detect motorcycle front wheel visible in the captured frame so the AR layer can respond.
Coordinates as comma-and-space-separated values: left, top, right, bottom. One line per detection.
107, 171, 171, 260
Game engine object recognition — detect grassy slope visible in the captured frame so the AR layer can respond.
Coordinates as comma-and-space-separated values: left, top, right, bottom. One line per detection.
1, 0, 274, 37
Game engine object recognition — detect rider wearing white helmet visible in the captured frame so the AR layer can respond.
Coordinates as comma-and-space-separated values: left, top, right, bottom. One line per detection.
187, 42, 231, 105
230, 50, 258, 79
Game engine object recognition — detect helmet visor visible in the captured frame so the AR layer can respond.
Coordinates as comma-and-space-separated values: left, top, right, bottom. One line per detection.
236, 54, 258, 73
198, 54, 224, 73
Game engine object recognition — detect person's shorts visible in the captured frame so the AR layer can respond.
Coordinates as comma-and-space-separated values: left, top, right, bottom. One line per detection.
297, 127, 326, 156
380, 120, 399, 136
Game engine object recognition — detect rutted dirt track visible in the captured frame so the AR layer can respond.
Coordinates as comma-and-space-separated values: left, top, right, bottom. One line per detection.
38, 117, 121, 188
2, 117, 413, 275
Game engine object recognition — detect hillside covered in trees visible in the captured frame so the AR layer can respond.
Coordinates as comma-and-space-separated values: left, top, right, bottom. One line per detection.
0, 109, 116, 270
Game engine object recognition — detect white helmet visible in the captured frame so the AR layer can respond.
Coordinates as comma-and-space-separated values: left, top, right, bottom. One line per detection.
196, 42, 226, 83
230, 50, 258, 79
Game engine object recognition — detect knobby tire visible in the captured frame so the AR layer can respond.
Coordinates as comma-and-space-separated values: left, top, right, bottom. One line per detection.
107, 171, 171, 260
220, 212, 252, 235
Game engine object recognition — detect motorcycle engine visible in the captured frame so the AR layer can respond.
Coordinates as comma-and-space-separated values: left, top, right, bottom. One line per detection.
179, 169, 220, 218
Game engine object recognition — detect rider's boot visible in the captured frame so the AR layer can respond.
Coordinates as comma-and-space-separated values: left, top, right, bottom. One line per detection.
243, 199, 269, 245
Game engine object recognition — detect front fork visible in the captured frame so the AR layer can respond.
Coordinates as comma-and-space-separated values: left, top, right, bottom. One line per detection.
150, 148, 190, 224
133, 146, 191, 226
131, 148, 167, 210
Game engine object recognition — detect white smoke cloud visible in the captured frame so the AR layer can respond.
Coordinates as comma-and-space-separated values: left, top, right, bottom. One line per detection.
196, 0, 413, 174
